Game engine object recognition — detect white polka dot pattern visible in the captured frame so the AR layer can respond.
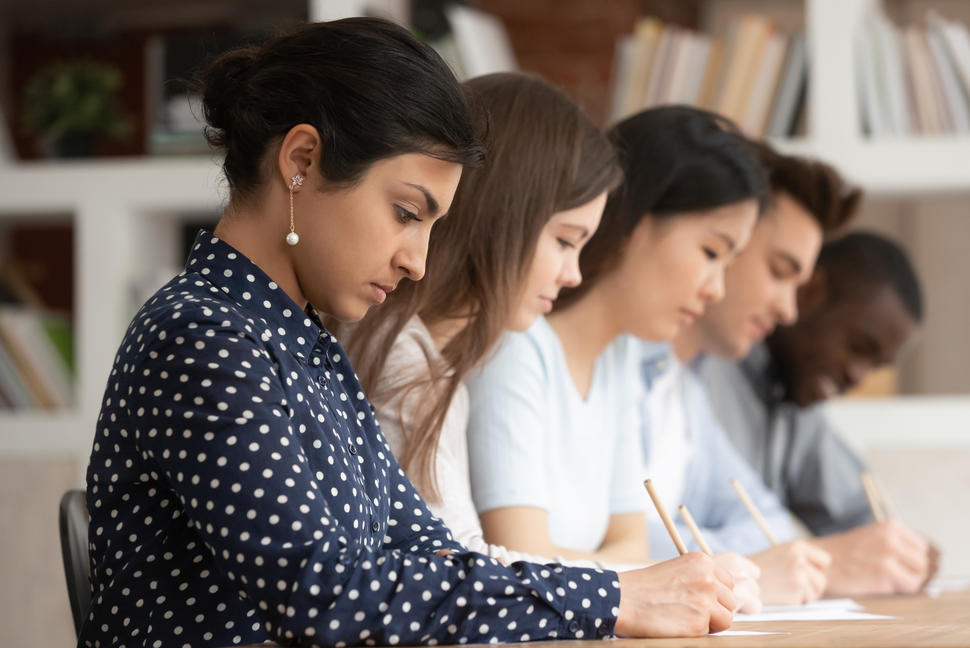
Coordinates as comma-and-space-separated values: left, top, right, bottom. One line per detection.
82, 232, 619, 647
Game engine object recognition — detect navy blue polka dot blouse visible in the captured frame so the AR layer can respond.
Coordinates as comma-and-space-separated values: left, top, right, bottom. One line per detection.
82, 232, 620, 647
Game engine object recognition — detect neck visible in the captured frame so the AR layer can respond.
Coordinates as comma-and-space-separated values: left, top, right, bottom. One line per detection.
671, 324, 705, 364
547, 282, 624, 397
213, 195, 308, 309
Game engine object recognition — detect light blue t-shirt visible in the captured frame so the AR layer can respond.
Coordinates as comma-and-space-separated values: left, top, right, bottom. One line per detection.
466, 317, 647, 553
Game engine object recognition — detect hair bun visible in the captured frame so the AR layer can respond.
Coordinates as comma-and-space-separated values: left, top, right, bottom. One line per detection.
199, 47, 259, 149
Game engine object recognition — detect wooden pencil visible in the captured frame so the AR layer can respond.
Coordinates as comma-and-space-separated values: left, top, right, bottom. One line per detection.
678, 504, 713, 556
730, 478, 778, 545
861, 471, 887, 522
643, 479, 688, 555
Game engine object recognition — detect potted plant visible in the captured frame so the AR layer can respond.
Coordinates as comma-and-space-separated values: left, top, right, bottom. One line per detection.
22, 60, 132, 158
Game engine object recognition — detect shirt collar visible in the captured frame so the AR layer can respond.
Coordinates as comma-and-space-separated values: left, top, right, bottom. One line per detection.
640, 341, 674, 390
183, 230, 326, 362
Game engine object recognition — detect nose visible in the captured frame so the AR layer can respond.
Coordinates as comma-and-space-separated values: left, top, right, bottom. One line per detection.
700, 269, 726, 303
775, 287, 799, 326
559, 254, 582, 288
396, 232, 428, 281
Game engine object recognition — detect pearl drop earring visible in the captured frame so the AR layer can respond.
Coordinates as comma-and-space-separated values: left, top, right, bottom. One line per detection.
286, 174, 304, 246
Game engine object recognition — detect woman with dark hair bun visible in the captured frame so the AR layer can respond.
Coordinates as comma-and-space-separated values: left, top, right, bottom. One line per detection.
82, 21, 733, 648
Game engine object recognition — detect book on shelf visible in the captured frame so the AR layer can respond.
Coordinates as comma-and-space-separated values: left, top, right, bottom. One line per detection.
443, 4, 518, 80
0, 307, 74, 410
767, 32, 807, 138
857, 9, 970, 137
608, 13, 807, 138
0, 106, 13, 164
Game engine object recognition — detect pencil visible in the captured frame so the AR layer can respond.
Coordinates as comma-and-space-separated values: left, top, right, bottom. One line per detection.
873, 474, 897, 521
644, 479, 688, 555
678, 504, 713, 556
861, 472, 886, 522
730, 478, 778, 545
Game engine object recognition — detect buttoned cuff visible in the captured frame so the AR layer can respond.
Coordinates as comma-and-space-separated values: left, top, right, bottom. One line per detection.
556, 567, 621, 640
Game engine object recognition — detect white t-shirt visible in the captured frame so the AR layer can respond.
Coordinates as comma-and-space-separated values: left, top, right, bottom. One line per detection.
373, 316, 556, 565
466, 317, 647, 553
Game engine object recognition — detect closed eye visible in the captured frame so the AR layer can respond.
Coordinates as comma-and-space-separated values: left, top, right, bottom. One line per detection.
703, 247, 718, 260
396, 205, 421, 224
557, 238, 576, 249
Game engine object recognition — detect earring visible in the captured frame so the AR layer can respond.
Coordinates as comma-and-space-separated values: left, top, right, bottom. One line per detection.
286, 174, 304, 246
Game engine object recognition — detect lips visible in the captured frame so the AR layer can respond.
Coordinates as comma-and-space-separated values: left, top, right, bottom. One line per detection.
370, 282, 395, 304
539, 295, 555, 313
751, 317, 771, 340
679, 308, 701, 325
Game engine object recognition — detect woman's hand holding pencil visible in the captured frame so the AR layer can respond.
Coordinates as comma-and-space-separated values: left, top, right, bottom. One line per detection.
645, 480, 763, 615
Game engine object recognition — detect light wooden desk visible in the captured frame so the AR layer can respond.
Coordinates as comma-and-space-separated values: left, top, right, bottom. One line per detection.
239, 590, 969, 648
577, 590, 970, 648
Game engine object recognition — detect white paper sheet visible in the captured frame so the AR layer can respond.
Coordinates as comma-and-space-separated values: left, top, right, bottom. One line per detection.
735, 599, 896, 623
712, 630, 787, 636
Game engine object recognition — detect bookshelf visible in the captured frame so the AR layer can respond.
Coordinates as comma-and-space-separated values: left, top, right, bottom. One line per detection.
0, 0, 968, 464
603, 0, 970, 194
0, 158, 224, 458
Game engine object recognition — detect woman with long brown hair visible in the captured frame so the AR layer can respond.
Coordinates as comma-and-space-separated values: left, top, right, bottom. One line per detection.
343, 71, 619, 561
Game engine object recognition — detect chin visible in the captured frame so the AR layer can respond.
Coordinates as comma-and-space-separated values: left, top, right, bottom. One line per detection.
637, 321, 679, 343
507, 313, 538, 332
327, 300, 372, 324
728, 337, 756, 360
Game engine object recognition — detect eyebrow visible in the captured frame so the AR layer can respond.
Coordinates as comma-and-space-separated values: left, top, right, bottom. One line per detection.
405, 183, 440, 217
714, 231, 738, 251
559, 223, 592, 240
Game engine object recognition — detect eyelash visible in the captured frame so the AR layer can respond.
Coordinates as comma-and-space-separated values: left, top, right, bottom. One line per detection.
703, 247, 718, 260
557, 238, 575, 250
396, 205, 420, 224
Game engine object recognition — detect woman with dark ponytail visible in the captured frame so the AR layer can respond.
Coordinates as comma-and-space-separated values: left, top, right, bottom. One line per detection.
83, 21, 735, 648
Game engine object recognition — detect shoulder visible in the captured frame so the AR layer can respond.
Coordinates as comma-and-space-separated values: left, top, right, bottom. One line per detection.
124, 272, 269, 362
482, 317, 557, 375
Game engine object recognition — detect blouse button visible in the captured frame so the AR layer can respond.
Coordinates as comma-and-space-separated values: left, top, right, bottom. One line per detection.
316, 375, 326, 386
371, 520, 380, 533
567, 621, 581, 634
597, 625, 611, 638
348, 443, 357, 455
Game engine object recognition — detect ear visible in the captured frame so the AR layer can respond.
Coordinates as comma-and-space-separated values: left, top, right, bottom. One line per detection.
277, 124, 322, 191
797, 266, 827, 313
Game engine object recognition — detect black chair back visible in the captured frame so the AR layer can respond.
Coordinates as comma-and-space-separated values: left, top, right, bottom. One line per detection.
58, 489, 90, 637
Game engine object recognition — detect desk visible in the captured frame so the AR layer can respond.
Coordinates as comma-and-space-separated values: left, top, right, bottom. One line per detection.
580, 590, 970, 648
238, 590, 969, 648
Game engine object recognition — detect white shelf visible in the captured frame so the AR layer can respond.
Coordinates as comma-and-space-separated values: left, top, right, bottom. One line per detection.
769, 136, 970, 195
0, 156, 226, 213
0, 411, 92, 457
827, 395, 970, 453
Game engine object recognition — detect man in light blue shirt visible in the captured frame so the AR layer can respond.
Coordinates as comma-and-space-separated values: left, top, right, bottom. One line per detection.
640, 346, 797, 561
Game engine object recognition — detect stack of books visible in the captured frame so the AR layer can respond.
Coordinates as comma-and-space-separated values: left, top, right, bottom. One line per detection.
0, 307, 73, 410
856, 11, 970, 137
609, 14, 806, 137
